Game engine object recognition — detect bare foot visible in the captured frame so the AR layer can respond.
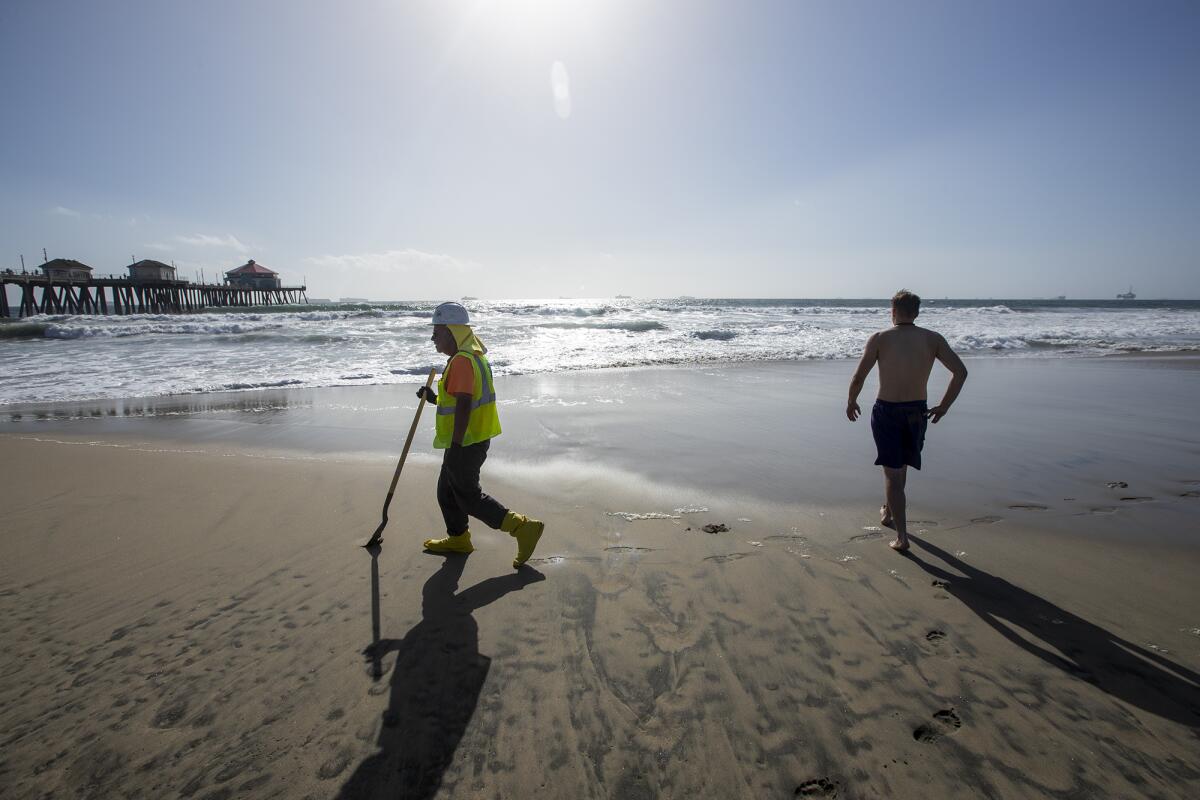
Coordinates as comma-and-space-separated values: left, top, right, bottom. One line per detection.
889, 538, 910, 552
880, 505, 896, 530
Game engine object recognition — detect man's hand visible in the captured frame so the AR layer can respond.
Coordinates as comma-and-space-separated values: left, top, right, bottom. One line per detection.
926, 405, 949, 423
416, 386, 437, 403
846, 401, 861, 422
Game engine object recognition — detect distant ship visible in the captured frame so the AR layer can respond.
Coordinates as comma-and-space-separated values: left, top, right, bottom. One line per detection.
615, 294, 632, 299
1116, 286, 1136, 300
1055, 295, 1066, 300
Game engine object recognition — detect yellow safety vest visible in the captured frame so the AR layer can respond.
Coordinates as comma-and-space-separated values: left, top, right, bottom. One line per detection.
433, 350, 502, 448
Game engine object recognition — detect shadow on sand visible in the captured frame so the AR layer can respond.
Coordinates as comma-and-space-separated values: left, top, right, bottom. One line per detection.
906, 536, 1200, 729
338, 550, 545, 799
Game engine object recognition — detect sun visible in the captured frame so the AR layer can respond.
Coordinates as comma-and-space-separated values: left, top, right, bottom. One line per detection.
459, 0, 613, 48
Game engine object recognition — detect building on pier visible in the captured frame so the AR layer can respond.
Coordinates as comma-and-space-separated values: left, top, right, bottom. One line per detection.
127, 259, 178, 282
39, 258, 93, 281
224, 259, 280, 289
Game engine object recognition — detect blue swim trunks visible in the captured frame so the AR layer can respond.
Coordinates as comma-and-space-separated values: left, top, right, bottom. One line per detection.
871, 399, 928, 470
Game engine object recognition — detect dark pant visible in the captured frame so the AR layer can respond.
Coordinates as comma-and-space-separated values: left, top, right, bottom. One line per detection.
437, 440, 508, 535
871, 399, 928, 470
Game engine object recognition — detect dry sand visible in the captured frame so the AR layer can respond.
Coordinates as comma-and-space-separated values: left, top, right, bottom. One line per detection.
2, 428, 1199, 799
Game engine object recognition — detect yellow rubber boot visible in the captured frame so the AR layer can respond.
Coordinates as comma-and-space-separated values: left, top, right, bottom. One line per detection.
502, 512, 544, 568
423, 530, 474, 554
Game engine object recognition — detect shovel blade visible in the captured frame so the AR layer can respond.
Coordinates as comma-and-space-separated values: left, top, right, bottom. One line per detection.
362, 520, 387, 548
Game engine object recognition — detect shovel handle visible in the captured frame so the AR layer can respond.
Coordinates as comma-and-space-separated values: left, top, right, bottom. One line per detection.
385, 367, 438, 497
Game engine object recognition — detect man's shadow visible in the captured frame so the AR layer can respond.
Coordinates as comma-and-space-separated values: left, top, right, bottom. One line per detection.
905, 536, 1200, 729
339, 551, 545, 799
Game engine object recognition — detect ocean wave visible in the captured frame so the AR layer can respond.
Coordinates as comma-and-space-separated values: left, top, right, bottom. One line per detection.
296, 309, 405, 322
41, 320, 288, 339
298, 333, 352, 343
535, 320, 667, 332
692, 329, 738, 341
0, 321, 51, 339
953, 304, 1015, 314
951, 334, 1029, 351
230, 332, 283, 343
389, 366, 439, 376
790, 306, 885, 315
496, 304, 616, 317
220, 379, 304, 391
1026, 336, 1114, 349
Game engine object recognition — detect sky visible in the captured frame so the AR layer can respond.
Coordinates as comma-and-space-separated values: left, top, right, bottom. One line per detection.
2, 0, 1198, 300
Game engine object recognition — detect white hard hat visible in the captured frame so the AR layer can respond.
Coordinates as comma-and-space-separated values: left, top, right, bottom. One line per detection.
431, 301, 470, 325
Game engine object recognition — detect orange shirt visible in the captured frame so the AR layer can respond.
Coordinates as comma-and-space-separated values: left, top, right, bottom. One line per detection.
443, 355, 475, 396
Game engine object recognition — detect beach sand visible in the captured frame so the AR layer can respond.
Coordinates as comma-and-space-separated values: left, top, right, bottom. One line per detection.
2, 358, 1200, 799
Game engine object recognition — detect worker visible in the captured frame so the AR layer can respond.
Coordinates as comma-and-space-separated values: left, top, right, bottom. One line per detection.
416, 302, 545, 568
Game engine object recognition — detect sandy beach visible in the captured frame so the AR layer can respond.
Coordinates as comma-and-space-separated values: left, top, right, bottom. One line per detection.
3, 357, 1200, 799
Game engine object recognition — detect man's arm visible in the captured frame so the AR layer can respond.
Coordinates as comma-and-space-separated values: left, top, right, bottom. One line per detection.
928, 334, 967, 423
452, 394, 472, 445
846, 333, 879, 421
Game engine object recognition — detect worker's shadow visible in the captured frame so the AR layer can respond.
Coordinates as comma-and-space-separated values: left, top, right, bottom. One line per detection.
905, 536, 1200, 729
338, 550, 545, 799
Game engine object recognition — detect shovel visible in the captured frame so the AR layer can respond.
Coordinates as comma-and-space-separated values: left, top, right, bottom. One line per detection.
362, 368, 437, 548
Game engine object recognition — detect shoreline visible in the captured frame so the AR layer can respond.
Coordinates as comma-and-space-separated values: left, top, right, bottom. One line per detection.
4, 356, 1199, 514
2, 350, 1198, 413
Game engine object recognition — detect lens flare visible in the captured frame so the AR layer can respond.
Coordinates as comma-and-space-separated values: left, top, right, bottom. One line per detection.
551, 61, 571, 119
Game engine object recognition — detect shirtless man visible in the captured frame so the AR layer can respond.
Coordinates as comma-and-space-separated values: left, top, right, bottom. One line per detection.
846, 290, 968, 552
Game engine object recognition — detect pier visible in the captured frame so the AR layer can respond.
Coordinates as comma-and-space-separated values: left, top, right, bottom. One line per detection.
0, 273, 308, 317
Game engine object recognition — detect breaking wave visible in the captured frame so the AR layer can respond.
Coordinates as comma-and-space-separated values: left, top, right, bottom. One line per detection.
3, 297, 1198, 404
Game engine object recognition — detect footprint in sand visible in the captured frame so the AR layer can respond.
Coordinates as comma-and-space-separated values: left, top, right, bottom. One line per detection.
604, 546, 656, 553
970, 515, 1003, 525
849, 530, 886, 542
1119, 496, 1154, 503
1087, 506, 1118, 515
925, 629, 947, 643
909, 520, 939, 526
1106, 481, 1129, 489
931, 579, 950, 589
704, 552, 754, 563
913, 707, 962, 743
765, 534, 807, 543
1008, 503, 1048, 511
794, 777, 840, 797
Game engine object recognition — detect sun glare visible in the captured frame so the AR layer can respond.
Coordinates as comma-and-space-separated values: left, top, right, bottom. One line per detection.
462, 0, 611, 48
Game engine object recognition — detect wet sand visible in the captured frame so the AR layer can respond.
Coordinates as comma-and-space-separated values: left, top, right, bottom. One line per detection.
2, 358, 1200, 798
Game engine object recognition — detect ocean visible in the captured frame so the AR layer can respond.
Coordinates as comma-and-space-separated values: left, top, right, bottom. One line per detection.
2, 298, 1198, 406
